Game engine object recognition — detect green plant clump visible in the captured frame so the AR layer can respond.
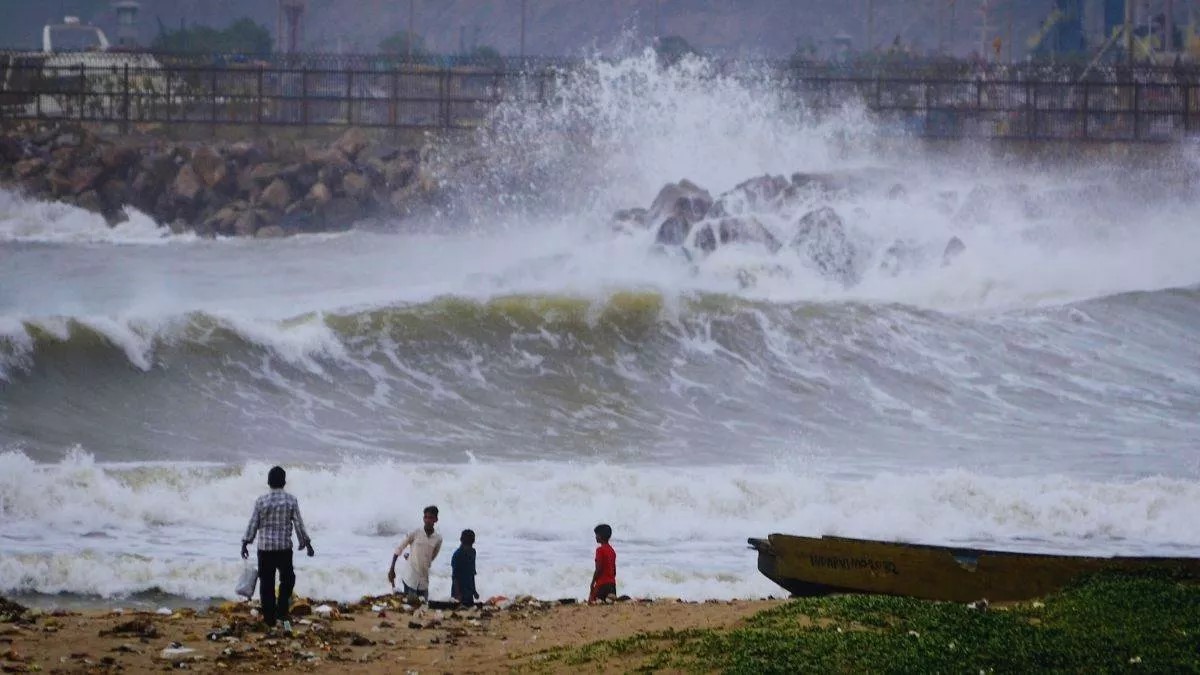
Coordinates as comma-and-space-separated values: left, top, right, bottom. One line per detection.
525, 573, 1200, 674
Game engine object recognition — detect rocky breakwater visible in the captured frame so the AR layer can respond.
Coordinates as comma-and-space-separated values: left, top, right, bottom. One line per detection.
0, 125, 440, 237
615, 171, 966, 287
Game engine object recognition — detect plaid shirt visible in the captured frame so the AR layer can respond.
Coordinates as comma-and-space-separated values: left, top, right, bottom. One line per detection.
242, 489, 311, 551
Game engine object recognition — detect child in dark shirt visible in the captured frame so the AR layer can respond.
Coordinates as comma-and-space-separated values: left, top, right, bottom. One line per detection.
451, 529, 479, 607
589, 523, 617, 603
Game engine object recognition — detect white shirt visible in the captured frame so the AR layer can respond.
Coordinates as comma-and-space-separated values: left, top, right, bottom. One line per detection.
395, 527, 443, 591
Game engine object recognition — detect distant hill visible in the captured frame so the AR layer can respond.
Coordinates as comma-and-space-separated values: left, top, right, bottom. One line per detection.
0, 0, 1111, 61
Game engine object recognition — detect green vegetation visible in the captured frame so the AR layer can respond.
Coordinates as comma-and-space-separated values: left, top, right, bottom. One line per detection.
151, 17, 272, 55
524, 573, 1200, 673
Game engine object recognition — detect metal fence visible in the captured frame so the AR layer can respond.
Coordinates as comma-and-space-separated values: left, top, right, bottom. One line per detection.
2, 53, 1198, 141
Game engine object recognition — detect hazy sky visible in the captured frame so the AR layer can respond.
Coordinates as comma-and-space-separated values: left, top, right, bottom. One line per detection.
0, 1, 1151, 59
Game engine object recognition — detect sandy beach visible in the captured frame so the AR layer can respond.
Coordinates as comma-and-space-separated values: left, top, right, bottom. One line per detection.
0, 594, 781, 673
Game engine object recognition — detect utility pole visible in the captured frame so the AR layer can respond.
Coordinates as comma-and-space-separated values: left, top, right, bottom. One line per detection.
1007, 0, 1013, 62
654, 0, 661, 40
520, 0, 527, 57
867, 0, 875, 51
980, 0, 990, 62
1165, 0, 1174, 51
408, 0, 415, 60
938, 0, 945, 54
1125, 0, 1134, 64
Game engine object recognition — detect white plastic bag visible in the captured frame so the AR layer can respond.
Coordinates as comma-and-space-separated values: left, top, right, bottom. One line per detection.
235, 563, 258, 599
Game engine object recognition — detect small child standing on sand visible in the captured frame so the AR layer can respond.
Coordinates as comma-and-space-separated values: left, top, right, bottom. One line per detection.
589, 523, 617, 603
451, 529, 479, 607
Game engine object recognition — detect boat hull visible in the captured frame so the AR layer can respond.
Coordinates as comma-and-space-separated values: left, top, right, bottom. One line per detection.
750, 534, 1200, 602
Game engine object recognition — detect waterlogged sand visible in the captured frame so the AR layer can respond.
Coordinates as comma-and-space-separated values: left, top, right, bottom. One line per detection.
0, 595, 781, 673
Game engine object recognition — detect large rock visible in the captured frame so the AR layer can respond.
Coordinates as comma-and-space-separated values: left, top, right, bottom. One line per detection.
790, 207, 860, 285
260, 178, 293, 211
708, 175, 789, 218
879, 239, 923, 276
942, 236, 966, 266
69, 164, 103, 195
13, 158, 46, 179
100, 144, 140, 172
332, 128, 369, 160
646, 179, 712, 228
233, 209, 260, 237
255, 225, 287, 238
693, 217, 782, 253
171, 164, 203, 202
341, 171, 370, 199
308, 182, 332, 205
655, 215, 691, 246
190, 146, 228, 189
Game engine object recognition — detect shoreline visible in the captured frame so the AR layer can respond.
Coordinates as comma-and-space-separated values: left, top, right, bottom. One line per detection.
0, 593, 782, 672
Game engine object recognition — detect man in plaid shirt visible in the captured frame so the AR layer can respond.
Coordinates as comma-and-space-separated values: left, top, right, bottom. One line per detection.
241, 466, 314, 631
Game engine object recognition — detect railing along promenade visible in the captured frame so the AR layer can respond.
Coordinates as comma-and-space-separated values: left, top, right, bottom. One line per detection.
2, 52, 1199, 142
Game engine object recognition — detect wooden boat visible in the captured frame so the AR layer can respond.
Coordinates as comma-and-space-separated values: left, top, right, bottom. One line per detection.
749, 533, 1200, 602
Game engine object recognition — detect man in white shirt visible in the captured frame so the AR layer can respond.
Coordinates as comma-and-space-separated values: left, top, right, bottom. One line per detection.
387, 505, 443, 603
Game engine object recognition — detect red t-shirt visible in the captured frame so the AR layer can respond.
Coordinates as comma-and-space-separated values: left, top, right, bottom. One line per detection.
594, 543, 617, 586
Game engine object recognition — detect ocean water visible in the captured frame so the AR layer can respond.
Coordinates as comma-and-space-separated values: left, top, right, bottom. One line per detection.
2, 53, 1200, 606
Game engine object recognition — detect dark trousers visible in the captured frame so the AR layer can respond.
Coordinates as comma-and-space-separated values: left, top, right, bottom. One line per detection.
257, 549, 295, 626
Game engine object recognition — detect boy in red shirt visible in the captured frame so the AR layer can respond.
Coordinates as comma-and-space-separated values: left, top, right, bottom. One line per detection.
589, 523, 617, 603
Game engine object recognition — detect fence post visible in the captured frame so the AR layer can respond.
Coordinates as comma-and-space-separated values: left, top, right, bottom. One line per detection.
389, 69, 399, 128
923, 81, 932, 137
256, 66, 264, 128
1133, 82, 1141, 141
1181, 84, 1189, 136
346, 68, 354, 126
439, 68, 448, 128
33, 64, 43, 120
301, 66, 309, 126
1081, 82, 1089, 140
1025, 81, 1034, 140
121, 64, 130, 133
210, 67, 219, 131
78, 63, 85, 122
164, 67, 171, 123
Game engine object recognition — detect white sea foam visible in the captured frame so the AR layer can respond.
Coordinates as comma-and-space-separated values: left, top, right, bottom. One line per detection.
1, 451, 1198, 602
0, 188, 193, 245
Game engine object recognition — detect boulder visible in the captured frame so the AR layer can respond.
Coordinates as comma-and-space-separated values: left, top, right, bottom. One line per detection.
75, 189, 104, 215
321, 198, 364, 229
308, 182, 332, 205
233, 209, 260, 237
13, 158, 46, 179
790, 207, 860, 285
612, 207, 647, 231
708, 175, 789, 218
255, 225, 287, 238
171, 164, 203, 202
655, 215, 691, 246
715, 216, 782, 251
304, 146, 351, 170
941, 236, 966, 266
332, 128, 369, 160
227, 141, 265, 164
260, 178, 292, 211
693, 217, 780, 253
68, 165, 103, 195
383, 157, 417, 189
190, 146, 228, 188
646, 179, 712, 228
878, 239, 924, 276
341, 171, 370, 199
99, 144, 140, 172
